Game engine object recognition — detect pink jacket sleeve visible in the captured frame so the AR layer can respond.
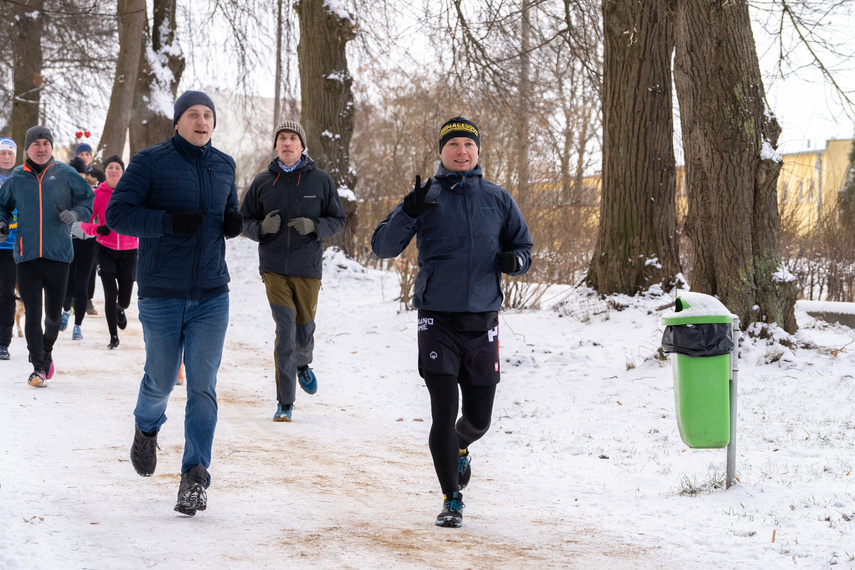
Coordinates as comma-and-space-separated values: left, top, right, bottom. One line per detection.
80, 185, 108, 235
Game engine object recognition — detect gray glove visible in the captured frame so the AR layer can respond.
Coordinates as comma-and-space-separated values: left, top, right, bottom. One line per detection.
59, 209, 78, 224
0, 222, 7, 242
259, 210, 281, 235
288, 217, 315, 236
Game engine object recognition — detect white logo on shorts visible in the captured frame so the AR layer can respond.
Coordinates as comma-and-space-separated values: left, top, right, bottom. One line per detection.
488, 326, 498, 342
430, 351, 438, 360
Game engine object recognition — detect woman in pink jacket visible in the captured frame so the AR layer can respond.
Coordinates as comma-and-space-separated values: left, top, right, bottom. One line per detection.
81, 155, 138, 349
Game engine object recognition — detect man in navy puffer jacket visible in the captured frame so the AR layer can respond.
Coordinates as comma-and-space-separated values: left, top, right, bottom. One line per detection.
106, 90, 243, 517
372, 116, 532, 528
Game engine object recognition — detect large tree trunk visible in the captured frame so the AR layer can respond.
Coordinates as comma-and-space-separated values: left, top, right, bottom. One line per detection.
673, 1, 797, 332
98, 0, 146, 159
586, 0, 680, 294
516, 0, 532, 211
294, 0, 357, 256
10, 0, 45, 164
129, 0, 185, 155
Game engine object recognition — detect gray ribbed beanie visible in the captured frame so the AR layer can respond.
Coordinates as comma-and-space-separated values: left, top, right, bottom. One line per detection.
273, 121, 307, 151
25, 125, 54, 150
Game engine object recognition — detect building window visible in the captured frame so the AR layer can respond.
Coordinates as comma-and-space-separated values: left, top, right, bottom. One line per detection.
809, 179, 815, 202
781, 181, 788, 204
798, 181, 804, 203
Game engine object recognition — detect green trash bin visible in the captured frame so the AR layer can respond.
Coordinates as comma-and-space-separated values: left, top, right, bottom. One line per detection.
661, 292, 734, 449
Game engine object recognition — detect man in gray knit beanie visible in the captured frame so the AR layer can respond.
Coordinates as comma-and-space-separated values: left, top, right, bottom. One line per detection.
240, 119, 345, 422
24, 125, 54, 150
273, 121, 307, 153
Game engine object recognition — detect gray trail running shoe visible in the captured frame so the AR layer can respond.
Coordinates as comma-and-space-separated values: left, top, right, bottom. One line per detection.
175, 464, 209, 516
435, 491, 465, 528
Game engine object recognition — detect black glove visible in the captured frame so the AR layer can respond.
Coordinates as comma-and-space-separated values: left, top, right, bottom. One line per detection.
96, 225, 111, 236
0, 222, 7, 242
171, 211, 207, 236
496, 252, 521, 274
223, 208, 243, 236
401, 175, 439, 218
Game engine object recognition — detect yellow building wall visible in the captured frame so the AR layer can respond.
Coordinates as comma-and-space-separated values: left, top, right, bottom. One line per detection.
532, 139, 852, 237
777, 139, 853, 235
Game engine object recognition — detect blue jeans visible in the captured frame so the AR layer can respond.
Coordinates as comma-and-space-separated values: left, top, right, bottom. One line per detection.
134, 293, 229, 475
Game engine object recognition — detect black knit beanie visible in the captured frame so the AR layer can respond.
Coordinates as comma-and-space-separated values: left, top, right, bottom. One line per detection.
25, 125, 54, 150
68, 156, 87, 173
173, 91, 217, 128
102, 155, 125, 171
439, 117, 480, 153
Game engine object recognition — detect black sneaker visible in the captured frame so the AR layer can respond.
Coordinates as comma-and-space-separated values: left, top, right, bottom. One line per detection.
117, 308, 127, 330
175, 464, 208, 516
0, 345, 9, 360
130, 425, 159, 476
458, 450, 472, 489
108, 335, 120, 349
86, 300, 97, 315
435, 491, 465, 527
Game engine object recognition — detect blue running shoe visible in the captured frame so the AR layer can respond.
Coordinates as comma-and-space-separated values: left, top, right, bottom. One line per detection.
297, 366, 317, 394
72, 325, 83, 340
60, 310, 71, 332
436, 491, 465, 528
458, 451, 472, 489
273, 402, 293, 422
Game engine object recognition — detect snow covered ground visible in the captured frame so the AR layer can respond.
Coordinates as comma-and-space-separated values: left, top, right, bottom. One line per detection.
1, 235, 854, 568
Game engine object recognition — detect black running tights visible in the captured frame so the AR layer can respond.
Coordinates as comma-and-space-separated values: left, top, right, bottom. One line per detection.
423, 371, 497, 494
63, 238, 97, 325
100, 274, 133, 337
17, 259, 70, 372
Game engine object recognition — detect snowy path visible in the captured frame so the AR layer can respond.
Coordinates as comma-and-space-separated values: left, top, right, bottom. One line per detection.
7, 238, 852, 568
0, 241, 672, 569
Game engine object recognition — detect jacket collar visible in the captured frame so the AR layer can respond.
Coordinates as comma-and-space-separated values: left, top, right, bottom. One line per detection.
24, 156, 55, 175
434, 163, 482, 192
173, 132, 211, 159
268, 153, 314, 175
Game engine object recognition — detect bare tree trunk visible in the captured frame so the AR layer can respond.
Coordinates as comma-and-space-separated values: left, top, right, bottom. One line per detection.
586, 0, 680, 294
294, 0, 357, 256
10, 0, 45, 164
130, 0, 185, 154
516, 0, 532, 210
273, 0, 285, 127
673, 1, 797, 332
98, 0, 146, 159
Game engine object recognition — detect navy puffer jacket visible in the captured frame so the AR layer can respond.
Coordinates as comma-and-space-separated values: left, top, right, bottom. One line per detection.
106, 133, 239, 299
372, 164, 532, 312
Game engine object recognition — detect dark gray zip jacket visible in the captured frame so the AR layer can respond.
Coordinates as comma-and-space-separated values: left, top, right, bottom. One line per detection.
372, 164, 532, 312
240, 155, 346, 279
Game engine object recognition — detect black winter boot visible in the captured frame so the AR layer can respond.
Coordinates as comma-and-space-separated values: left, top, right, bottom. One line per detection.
175, 464, 209, 516
130, 425, 159, 476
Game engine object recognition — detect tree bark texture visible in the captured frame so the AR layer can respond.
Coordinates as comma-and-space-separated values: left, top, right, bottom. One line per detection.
673, 0, 797, 332
98, 0, 146, 159
516, 0, 532, 211
294, 0, 357, 256
129, 0, 185, 155
586, 0, 680, 294
10, 0, 45, 164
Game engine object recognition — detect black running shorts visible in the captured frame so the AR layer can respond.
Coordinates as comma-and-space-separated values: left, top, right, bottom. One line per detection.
417, 309, 500, 385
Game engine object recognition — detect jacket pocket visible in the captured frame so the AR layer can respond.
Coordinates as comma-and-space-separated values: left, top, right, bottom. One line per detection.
413, 264, 433, 307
